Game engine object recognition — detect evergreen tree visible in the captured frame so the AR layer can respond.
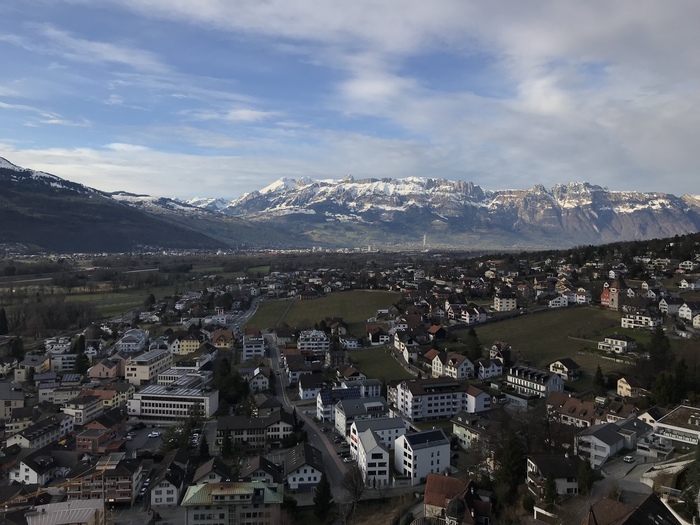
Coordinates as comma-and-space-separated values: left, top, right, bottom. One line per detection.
649, 326, 672, 370
593, 365, 605, 393
74, 334, 90, 375
652, 372, 672, 406
313, 473, 334, 520
674, 358, 688, 403
10, 337, 24, 361
494, 429, 525, 503
0, 307, 8, 335
144, 293, 156, 308
578, 459, 595, 495
464, 327, 483, 362
542, 472, 558, 510
221, 433, 233, 459
199, 434, 211, 460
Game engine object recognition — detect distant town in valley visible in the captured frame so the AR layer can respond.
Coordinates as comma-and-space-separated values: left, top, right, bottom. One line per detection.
0, 233, 699, 525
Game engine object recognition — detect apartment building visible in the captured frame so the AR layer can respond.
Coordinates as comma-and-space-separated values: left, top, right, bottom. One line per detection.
316, 386, 361, 422
6, 413, 74, 449
349, 417, 406, 458
334, 397, 389, 436
66, 453, 144, 506
125, 348, 172, 386
390, 377, 490, 422
506, 366, 564, 398
297, 330, 331, 356
181, 482, 283, 525
357, 429, 391, 487
216, 410, 295, 449
114, 329, 149, 354
242, 335, 266, 362
62, 396, 104, 427
394, 430, 450, 486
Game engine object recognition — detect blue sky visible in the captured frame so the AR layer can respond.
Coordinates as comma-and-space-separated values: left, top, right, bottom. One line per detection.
1, 1, 699, 199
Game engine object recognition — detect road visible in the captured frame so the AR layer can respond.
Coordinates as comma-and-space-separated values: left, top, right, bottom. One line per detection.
269, 337, 350, 499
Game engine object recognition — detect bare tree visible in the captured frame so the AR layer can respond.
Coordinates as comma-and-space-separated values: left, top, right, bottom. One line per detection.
341, 465, 366, 518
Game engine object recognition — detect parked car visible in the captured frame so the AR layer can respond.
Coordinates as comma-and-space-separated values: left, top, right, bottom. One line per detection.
148, 431, 161, 438
343, 457, 354, 463
623, 455, 635, 463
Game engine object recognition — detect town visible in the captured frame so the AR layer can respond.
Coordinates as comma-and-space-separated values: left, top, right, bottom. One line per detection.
1, 234, 700, 525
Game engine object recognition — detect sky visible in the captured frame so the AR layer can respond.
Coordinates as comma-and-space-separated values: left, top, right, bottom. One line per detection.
1, 1, 699, 200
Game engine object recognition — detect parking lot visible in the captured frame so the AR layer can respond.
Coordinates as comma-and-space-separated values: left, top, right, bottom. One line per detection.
124, 426, 166, 454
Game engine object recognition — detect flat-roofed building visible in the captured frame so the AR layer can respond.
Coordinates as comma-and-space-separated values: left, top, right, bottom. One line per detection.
127, 383, 218, 424
125, 348, 172, 386
394, 430, 450, 486
297, 330, 331, 356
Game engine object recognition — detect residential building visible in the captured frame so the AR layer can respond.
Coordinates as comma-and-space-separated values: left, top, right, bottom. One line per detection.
150, 455, 186, 507
617, 376, 647, 399
653, 405, 700, 448
679, 301, 700, 322
507, 365, 564, 398
348, 417, 406, 458
181, 482, 283, 525
216, 410, 294, 449
621, 310, 662, 330
394, 429, 450, 485
298, 374, 326, 400
493, 290, 517, 312
240, 456, 282, 485
63, 396, 104, 427
451, 410, 499, 461
242, 335, 266, 362
548, 358, 581, 381
574, 423, 626, 467
475, 358, 503, 380
526, 454, 583, 497
9, 445, 79, 485
316, 386, 361, 422
44, 337, 72, 354
192, 457, 233, 485
211, 328, 234, 350
431, 351, 474, 380
334, 396, 390, 436
125, 348, 172, 386
6, 413, 74, 449
0, 382, 24, 419
583, 493, 683, 525
598, 335, 637, 354
49, 353, 78, 373
66, 452, 144, 506
297, 330, 331, 356
423, 473, 493, 525
284, 442, 324, 492
26, 501, 105, 525
357, 429, 391, 487
390, 377, 490, 422
114, 329, 149, 354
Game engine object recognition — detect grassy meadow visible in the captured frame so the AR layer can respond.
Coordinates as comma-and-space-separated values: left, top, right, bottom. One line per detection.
347, 347, 414, 384
246, 290, 400, 331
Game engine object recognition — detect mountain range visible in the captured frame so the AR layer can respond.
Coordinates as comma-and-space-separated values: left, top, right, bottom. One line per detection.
2, 157, 700, 252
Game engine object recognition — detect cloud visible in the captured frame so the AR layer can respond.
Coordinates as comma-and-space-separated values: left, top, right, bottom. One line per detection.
185, 108, 281, 123
1, 24, 168, 72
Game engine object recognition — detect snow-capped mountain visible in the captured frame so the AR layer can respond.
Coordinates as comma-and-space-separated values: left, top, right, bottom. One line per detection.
2, 155, 699, 251
185, 176, 700, 249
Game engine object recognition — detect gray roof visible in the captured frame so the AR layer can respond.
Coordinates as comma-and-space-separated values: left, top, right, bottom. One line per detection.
577, 423, 624, 446
284, 441, 324, 475
358, 429, 386, 454
352, 416, 405, 433
336, 396, 388, 417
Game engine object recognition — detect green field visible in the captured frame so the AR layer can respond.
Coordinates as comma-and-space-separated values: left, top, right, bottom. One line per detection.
246, 290, 400, 331
347, 347, 414, 384
454, 307, 625, 373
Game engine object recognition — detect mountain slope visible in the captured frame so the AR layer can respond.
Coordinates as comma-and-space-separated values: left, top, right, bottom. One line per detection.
200, 176, 700, 249
0, 158, 226, 253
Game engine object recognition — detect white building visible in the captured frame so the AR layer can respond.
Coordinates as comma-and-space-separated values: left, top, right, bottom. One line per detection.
598, 335, 637, 354
390, 377, 490, 422
357, 429, 391, 487
334, 397, 389, 436
506, 366, 564, 398
621, 311, 662, 330
180, 482, 283, 525
242, 335, 266, 362
297, 330, 331, 356
44, 337, 72, 355
349, 417, 406, 458
394, 429, 450, 486
127, 384, 218, 424
114, 329, 149, 353
125, 348, 172, 386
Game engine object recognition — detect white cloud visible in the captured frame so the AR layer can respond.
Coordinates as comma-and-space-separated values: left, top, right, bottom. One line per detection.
185, 108, 280, 123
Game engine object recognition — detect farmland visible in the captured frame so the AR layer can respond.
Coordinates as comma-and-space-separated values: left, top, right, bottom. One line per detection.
246, 290, 400, 331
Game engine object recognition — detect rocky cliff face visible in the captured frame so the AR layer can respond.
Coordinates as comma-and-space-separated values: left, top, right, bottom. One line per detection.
187, 177, 700, 249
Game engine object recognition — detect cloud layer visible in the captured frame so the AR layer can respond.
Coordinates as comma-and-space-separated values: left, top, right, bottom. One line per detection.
0, 1, 699, 198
